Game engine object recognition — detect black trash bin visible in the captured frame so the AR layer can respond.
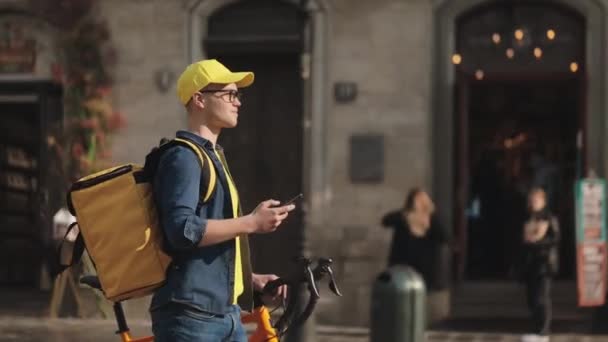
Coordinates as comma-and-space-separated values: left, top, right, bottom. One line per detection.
370, 265, 426, 342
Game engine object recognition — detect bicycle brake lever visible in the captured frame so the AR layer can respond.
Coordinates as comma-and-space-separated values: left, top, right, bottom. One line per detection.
305, 265, 320, 298
326, 266, 342, 297
294, 256, 311, 267
318, 257, 333, 268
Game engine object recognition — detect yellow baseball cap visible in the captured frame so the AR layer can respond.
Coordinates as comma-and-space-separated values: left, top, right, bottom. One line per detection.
176, 59, 254, 105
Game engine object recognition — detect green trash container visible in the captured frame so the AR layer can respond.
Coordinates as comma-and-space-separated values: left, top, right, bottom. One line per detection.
370, 265, 426, 342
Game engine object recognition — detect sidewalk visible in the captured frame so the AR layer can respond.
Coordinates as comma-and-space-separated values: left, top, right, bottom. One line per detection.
1, 317, 607, 342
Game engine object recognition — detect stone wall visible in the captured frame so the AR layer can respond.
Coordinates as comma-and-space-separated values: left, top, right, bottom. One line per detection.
101, 0, 187, 165
308, 0, 434, 326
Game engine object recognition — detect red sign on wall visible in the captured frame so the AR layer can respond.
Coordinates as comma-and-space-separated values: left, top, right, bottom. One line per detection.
575, 179, 607, 307
577, 242, 607, 306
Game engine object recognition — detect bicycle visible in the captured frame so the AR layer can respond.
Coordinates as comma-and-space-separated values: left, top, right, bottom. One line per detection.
79, 257, 341, 342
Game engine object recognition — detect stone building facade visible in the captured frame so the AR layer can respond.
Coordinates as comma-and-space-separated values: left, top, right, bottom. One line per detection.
1, 0, 608, 333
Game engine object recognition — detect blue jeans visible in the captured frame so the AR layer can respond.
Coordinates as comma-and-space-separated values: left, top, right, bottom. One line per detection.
151, 303, 247, 342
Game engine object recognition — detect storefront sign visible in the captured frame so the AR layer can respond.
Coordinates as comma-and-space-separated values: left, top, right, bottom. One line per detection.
575, 178, 607, 306
0, 21, 36, 73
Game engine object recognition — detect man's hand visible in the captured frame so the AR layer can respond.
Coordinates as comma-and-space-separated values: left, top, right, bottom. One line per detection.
252, 273, 287, 306
249, 200, 295, 234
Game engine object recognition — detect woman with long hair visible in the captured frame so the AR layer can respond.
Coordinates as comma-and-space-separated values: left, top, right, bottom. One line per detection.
381, 188, 449, 290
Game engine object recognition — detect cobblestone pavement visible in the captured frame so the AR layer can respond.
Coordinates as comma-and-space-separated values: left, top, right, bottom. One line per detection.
1, 317, 607, 342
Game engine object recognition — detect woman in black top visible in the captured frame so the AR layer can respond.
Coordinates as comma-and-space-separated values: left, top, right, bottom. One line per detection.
381, 188, 449, 290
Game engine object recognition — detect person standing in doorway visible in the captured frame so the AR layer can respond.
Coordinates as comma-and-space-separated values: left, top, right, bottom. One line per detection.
521, 187, 560, 342
150, 59, 294, 342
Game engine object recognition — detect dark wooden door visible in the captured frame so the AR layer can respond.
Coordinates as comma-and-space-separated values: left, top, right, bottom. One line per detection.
454, 73, 470, 282
213, 54, 304, 276
204, 0, 307, 277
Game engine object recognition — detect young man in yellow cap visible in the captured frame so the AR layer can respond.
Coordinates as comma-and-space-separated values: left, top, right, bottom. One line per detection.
150, 59, 294, 341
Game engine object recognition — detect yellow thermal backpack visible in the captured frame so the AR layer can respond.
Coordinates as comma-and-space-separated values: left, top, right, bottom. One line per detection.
55, 137, 216, 302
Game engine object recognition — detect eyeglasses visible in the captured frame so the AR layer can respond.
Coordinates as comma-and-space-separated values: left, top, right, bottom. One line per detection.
197, 90, 242, 103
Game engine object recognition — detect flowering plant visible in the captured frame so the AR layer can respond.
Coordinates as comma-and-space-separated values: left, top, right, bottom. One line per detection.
35, 0, 124, 181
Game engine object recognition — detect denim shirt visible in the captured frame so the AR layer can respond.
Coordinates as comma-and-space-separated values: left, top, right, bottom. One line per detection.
150, 130, 245, 315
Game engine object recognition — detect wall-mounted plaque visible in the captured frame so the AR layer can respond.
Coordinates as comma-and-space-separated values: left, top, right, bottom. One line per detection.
349, 134, 384, 184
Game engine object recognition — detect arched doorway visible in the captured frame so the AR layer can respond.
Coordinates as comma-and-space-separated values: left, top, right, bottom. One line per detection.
432, 0, 608, 284
203, 0, 308, 276
454, 3, 585, 280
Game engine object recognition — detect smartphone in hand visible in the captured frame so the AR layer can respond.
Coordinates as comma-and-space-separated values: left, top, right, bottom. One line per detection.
281, 193, 303, 206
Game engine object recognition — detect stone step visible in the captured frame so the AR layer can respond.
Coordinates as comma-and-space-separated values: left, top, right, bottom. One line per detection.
450, 281, 587, 320
452, 282, 579, 304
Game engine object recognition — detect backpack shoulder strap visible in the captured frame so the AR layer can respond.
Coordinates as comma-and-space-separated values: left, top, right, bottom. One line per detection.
51, 222, 85, 278
145, 137, 217, 208
170, 137, 217, 206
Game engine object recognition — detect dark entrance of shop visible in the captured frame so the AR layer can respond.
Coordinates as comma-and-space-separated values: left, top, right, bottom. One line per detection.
459, 77, 582, 280
0, 81, 62, 314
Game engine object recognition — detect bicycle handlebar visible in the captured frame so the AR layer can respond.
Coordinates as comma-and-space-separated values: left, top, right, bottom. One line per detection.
259, 257, 342, 337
